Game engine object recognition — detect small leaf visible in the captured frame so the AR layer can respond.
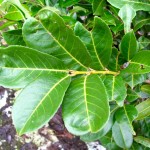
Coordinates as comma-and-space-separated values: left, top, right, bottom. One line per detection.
92, 0, 106, 15
2, 29, 26, 46
103, 75, 127, 106
115, 105, 138, 135
120, 30, 137, 61
122, 51, 150, 74
74, 17, 113, 70
12, 74, 71, 135
23, 8, 91, 70
107, 0, 150, 11
141, 84, 150, 95
136, 99, 150, 120
134, 136, 150, 148
112, 121, 133, 149
62, 75, 109, 135
118, 5, 136, 33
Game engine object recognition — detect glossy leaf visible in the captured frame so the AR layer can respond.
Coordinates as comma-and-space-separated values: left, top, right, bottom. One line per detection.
138, 36, 150, 50
134, 136, 150, 148
120, 30, 137, 61
23, 8, 91, 70
127, 88, 139, 102
122, 50, 150, 74
62, 75, 109, 135
103, 75, 126, 106
118, 5, 136, 33
107, 0, 150, 11
0, 46, 68, 88
141, 84, 150, 95
115, 105, 138, 135
136, 99, 150, 120
74, 17, 113, 70
92, 0, 106, 15
13, 73, 71, 135
123, 74, 147, 88
2, 29, 26, 46
112, 121, 133, 149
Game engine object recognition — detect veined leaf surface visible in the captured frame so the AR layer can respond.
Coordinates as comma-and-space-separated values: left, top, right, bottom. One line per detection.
103, 75, 127, 106
134, 136, 150, 148
23, 8, 91, 70
74, 17, 113, 70
62, 75, 109, 135
107, 0, 150, 11
12, 73, 71, 135
0, 46, 68, 88
121, 51, 150, 74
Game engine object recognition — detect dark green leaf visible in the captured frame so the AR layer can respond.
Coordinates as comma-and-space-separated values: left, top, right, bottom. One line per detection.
120, 30, 137, 61
127, 88, 139, 102
23, 8, 91, 70
62, 75, 109, 135
103, 75, 126, 106
136, 99, 150, 120
107, 0, 150, 11
2, 29, 26, 46
115, 105, 138, 135
74, 17, 113, 70
13, 73, 71, 135
112, 121, 133, 149
138, 36, 150, 50
134, 136, 150, 148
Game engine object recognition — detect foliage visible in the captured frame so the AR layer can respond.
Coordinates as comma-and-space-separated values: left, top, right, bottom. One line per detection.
0, 0, 150, 149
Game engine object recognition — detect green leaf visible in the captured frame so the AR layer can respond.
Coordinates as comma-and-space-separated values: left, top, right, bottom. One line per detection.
2, 29, 26, 46
134, 136, 150, 148
74, 17, 113, 70
103, 75, 127, 106
0, 21, 16, 30
62, 75, 109, 135
127, 88, 139, 102
0, 46, 68, 88
92, 0, 106, 15
80, 113, 114, 142
121, 51, 150, 74
59, 0, 80, 7
134, 18, 150, 32
112, 121, 133, 149
138, 36, 150, 50
123, 74, 147, 88
141, 84, 150, 95
115, 105, 138, 135
136, 99, 150, 120
23, 8, 91, 70
120, 30, 137, 61
107, 0, 150, 11
118, 5, 136, 33
12, 73, 71, 135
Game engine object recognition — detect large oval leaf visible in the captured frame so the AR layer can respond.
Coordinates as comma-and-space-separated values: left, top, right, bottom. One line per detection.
112, 121, 133, 149
121, 50, 150, 74
107, 0, 150, 11
120, 30, 137, 61
22, 8, 91, 70
103, 75, 127, 106
62, 75, 109, 135
0, 46, 67, 88
12, 73, 71, 135
74, 17, 113, 70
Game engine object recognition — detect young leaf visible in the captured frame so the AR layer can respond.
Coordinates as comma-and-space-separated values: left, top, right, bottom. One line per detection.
120, 30, 137, 61
134, 136, 150, 148
62, 75, 109, 135
12, 73, 71, 135
121, 50, 150, 74
115, 105, 138, 135
23, 8, 91, 70
2, 29, 26, 46
136, 99, 150, 120
74, 17, 113, 70
118, 5, 136, 33
107, 0, 150, 11
112, 121, 133, 149
0, 46, 68, 88
92, 0, 106, 15
103, 75, 127, 106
